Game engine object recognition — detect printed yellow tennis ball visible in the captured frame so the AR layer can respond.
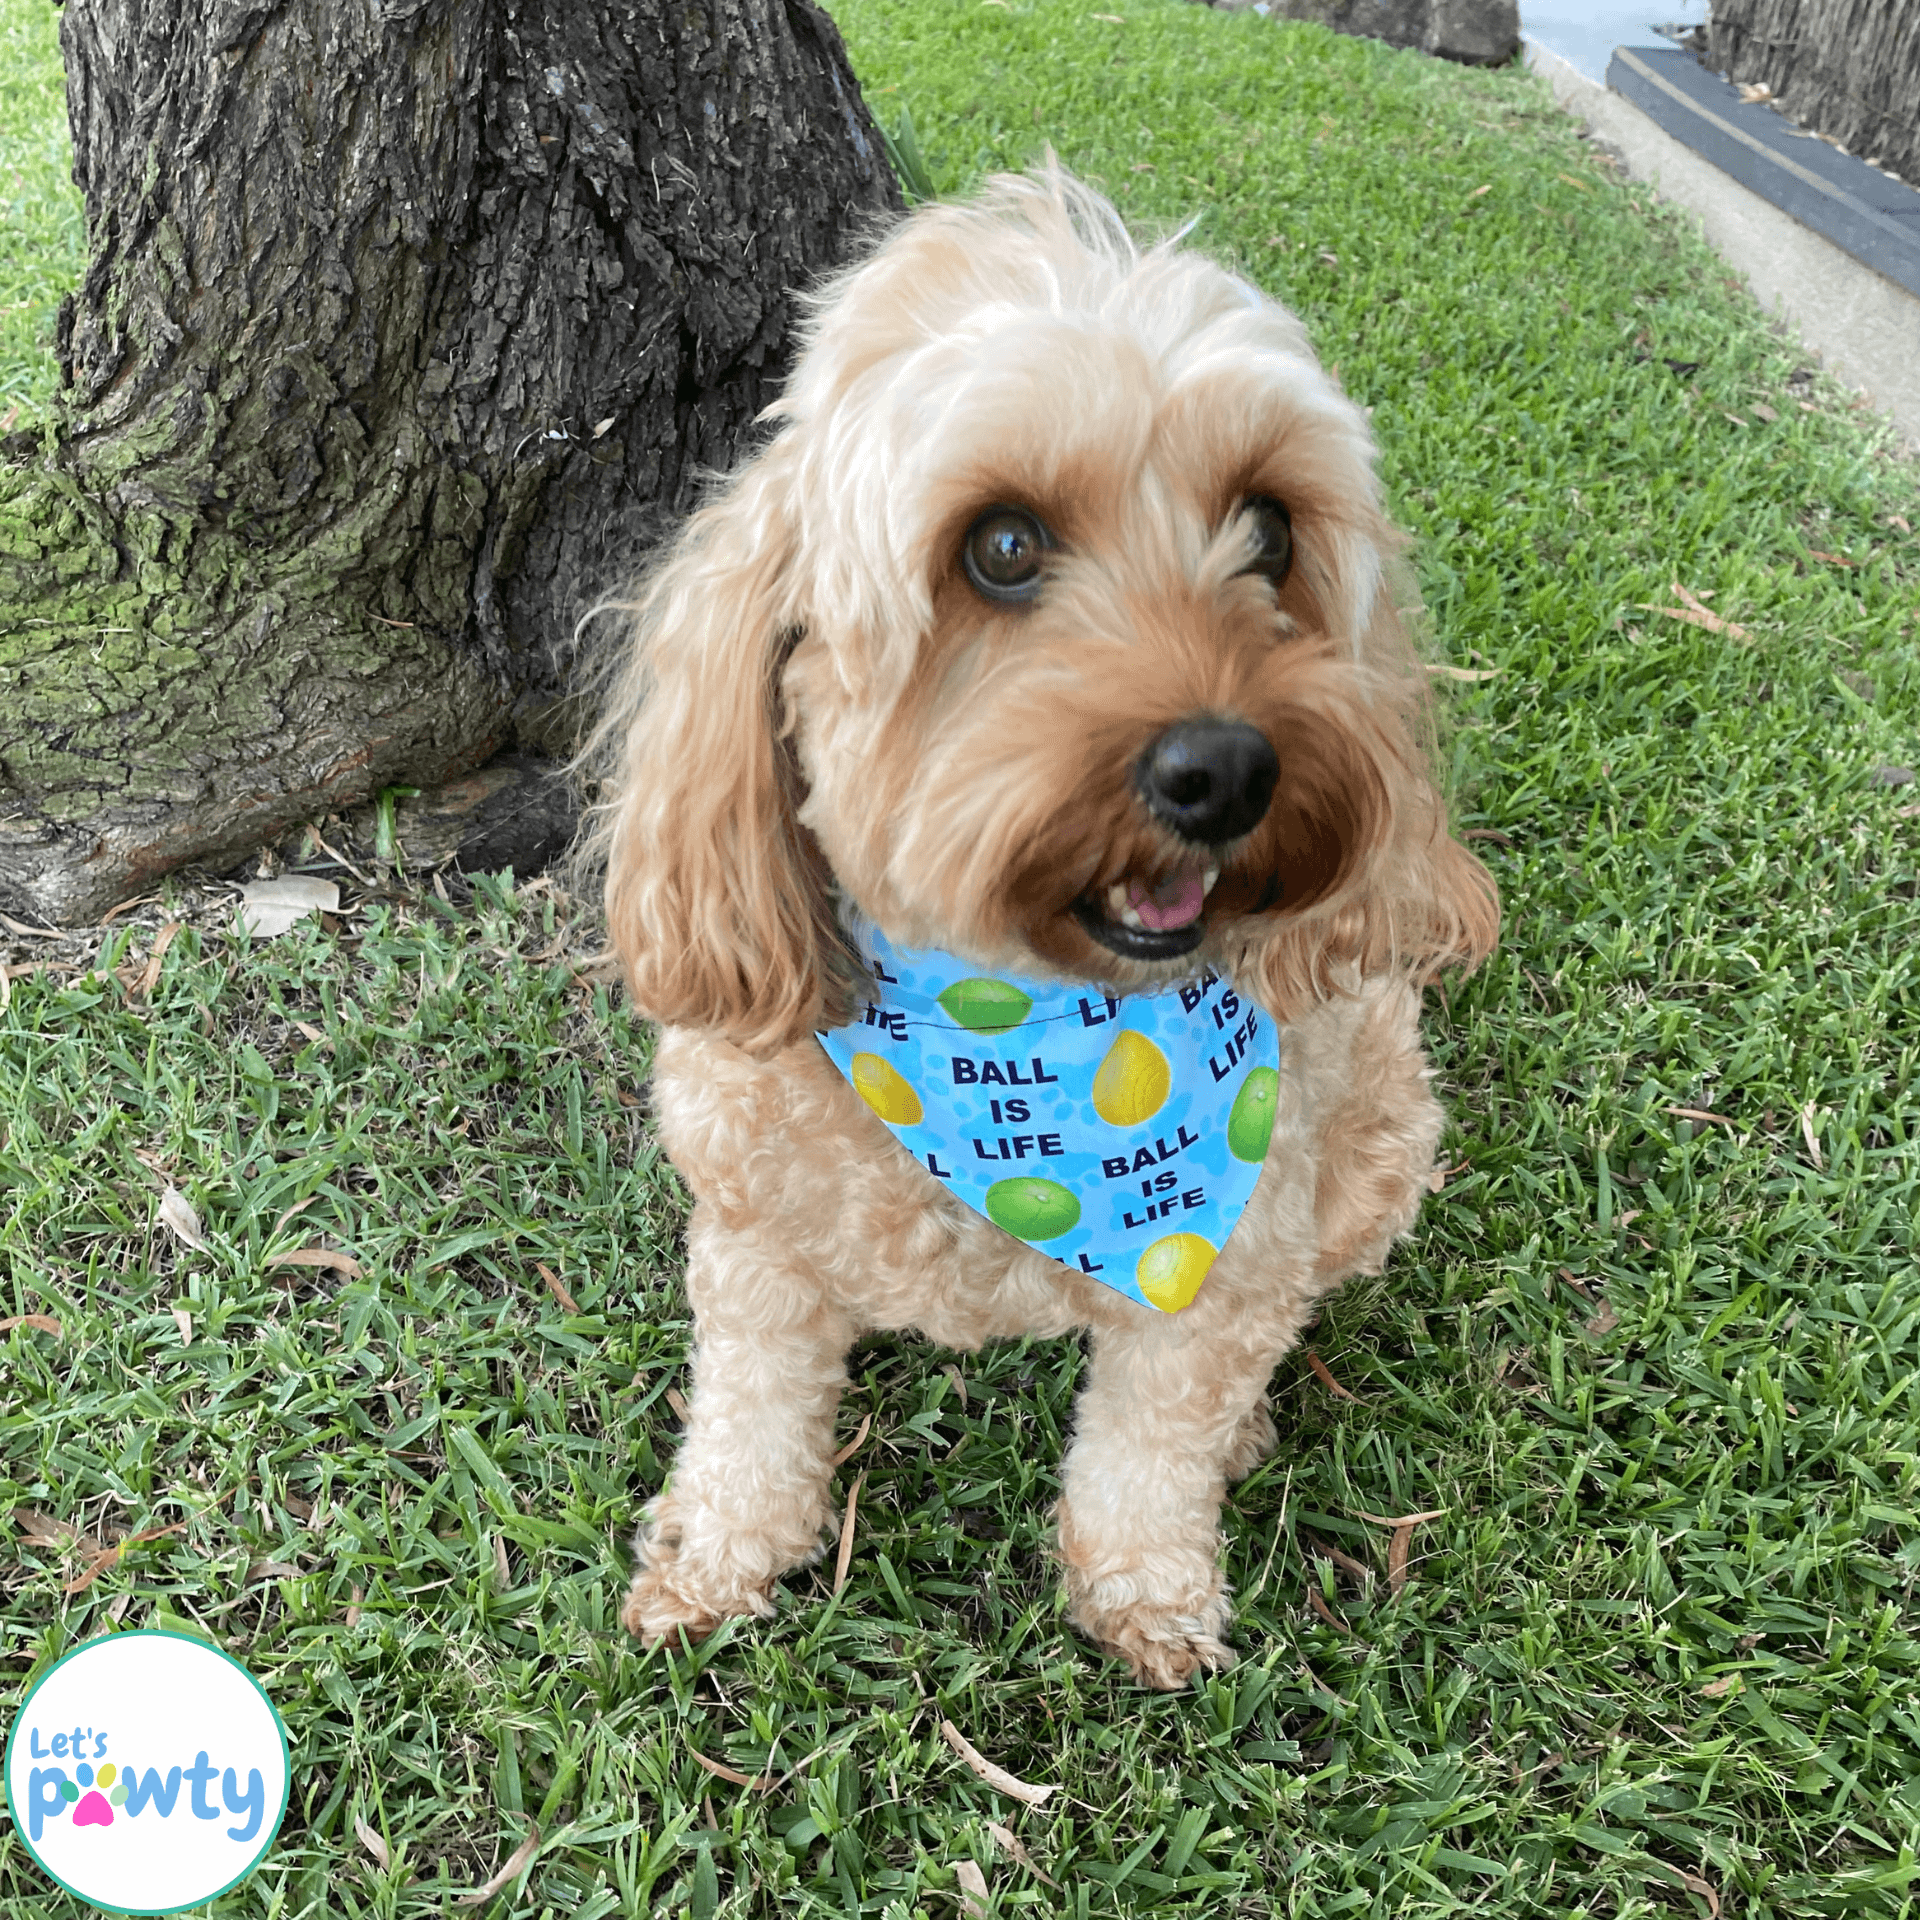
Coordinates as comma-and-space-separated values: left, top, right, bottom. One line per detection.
1136, 1232, 1216, 1311
850, 1052, 922, 1126
1091, 1029, 1171, 1127
985, 1176, 1081, 1241
1228, 1065, 1279, 1163
937, 976, 1033, 1034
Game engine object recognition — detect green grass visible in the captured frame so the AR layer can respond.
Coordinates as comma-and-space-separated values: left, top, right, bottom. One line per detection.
0, 0, 80, 418
6, 0, 1920, 1915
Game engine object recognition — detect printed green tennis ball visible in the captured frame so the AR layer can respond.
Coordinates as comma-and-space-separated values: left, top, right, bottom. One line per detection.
985, 1176, 1081, 1241
1136, 1232, 1216, 1311
850, 1052, 923, 1126
1091, 1029, 1171, 1127
1227, 1065, 1279, 1162
937, 976, 1034, 1034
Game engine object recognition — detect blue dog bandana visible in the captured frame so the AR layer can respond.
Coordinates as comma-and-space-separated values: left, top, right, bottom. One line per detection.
816, 925, 1281, 1312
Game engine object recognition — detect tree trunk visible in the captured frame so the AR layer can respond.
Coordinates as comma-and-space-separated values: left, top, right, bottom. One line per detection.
1708, 0, 1920, 187
0, 0, 899, 926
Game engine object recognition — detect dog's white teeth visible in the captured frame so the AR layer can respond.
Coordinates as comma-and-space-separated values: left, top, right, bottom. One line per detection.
1106, 883, 1130, 917
1118, 904, 1145, 930
1203, 866, 1220, 895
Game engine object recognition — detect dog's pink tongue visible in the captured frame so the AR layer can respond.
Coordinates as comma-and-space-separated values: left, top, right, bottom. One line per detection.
1129, 870, 1206, 932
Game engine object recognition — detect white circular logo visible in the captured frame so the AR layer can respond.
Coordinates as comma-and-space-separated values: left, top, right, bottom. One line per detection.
4, 1631, 290, 1914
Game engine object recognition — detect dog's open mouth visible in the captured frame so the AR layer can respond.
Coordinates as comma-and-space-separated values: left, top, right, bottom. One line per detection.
1072, 861, 1221, 961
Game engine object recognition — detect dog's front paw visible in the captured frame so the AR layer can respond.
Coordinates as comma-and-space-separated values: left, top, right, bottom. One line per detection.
1058, 1506, 1235, 1688
620, 1505, 779, 1647
1222, 1397, 1278, 1482
620, 1561, 776, 1645
1068, 1575, 1236, 1689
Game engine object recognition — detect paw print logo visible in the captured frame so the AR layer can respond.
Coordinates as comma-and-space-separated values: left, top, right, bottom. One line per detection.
59, 1760, 127, 1827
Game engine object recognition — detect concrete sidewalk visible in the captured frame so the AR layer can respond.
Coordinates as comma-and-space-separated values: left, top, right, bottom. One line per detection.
1527, 36, 1920, 452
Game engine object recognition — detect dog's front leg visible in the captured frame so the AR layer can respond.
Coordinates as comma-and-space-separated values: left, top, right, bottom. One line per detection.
622, 1216, 855, 1646
1056, 1312, 1277, 1688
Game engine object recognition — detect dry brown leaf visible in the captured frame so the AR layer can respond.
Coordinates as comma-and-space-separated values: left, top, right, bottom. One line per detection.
123, 920, 182, 999
1429, 663, 1503, 680
833, 1470, 866, 1595
831, 1412, 873, 1468
954, 1858, 990, 1918
1634, 584, 1752, 640
1305, 1349, 1360, 1402
455, 1825, 542, 1906
0, 912, 62, 938
1466, 182, 1491, 199
493, 1534, 512, 1586
686, 1744, 772, 1790
1800, 1102, 1824, 1171
665, 1386, 691, 1424
938, 1720, 1057, 1807
1584, 1305, 1622, 1338
1352, 1508, 1444, 1594
1387, 1526, 1413, 1595
986, 1822, 1059, 1888
238, 875, 339, 937
943, 1362, 970, 1410
1307, 1586, 1351, 1631
172, 1306, 193, 1346
346, 1584, 363, 1628
1808, 549, 1853, 567
17, 1509, 88, 1550
1554, 171, 1591, 192
99, 892, 164, 922
1666, 1105, 1738, 1129
1298, 1661, 1352, 1707
1752, 402, 1778, 422
1700, 1675, 1738, 1697
159, 1186, 208, 1252
1658, 1865, 1721, 1918
248, 1560, 305, 1582
269, 1195, 319, 1240
63, 1515, 194, 1595
355, 1813, 392, 1870
0, 1313, 62, 1337
1304, 1535, 1373, 1584
292, 1020, 327, 1045
535, 1261, 579, 1314
269, 1247, 365, 1277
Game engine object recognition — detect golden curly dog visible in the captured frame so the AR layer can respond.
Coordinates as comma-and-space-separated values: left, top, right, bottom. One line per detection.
587, 166, 1496, 1688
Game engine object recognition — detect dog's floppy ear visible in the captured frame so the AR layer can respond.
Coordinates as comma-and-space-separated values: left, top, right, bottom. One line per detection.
595, 448, 850, 1055
1231, 582, 1499, 1015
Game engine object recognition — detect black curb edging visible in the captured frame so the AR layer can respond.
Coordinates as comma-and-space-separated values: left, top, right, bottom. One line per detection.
1606, 45, 1920, 301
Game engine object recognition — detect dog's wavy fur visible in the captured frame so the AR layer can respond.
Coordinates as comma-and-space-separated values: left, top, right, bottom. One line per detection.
583, 166, 1496, 1687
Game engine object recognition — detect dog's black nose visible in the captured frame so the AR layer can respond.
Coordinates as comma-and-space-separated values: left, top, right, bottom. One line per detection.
1134, 717, 1279, 844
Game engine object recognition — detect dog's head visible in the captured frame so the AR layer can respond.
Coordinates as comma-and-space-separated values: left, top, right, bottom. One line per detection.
595, 168, 1497, 1054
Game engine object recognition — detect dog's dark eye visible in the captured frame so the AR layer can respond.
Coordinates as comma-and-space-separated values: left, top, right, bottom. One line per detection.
962, 506, 1051, 603
1238, 496, 1293, 587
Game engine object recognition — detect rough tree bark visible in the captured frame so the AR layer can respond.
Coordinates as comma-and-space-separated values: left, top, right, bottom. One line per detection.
1708, 0, 1920, 186
0, 0, 899, 925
